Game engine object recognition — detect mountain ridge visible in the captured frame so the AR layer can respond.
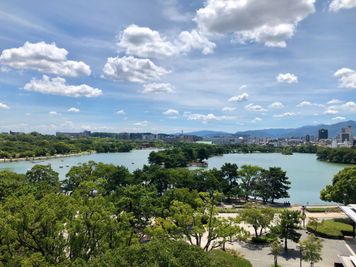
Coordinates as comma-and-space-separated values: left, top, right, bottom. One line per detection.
186, 120, 356, 138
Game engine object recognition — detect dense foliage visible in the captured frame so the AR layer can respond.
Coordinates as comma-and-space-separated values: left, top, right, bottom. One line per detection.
0, 132, 162, 159
0, 161, 260, 266
148, 143, 227, 167
320, 166, 356, 205
316, 146, 356, 164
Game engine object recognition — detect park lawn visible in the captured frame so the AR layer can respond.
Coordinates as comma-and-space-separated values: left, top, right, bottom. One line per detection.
305, 207, 340, 213
307, 219, 354, 239
209, 250, 252, 267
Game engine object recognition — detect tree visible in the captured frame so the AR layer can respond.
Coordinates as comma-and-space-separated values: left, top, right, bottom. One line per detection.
270, 240, 282, 267
239, 165, 263, 201
0, 170, 31, 201
299, 234, 323, 267
26, 165, 60, 197
150, 192, 248, 251
273, 210, 301, 251
255, 167, 290, 203
240, 204, 275, 238
320, 166, 356, 205
220, 163, 240, 199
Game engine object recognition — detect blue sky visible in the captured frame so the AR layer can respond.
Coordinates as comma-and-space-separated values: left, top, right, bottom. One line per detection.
0, 0, 355, 134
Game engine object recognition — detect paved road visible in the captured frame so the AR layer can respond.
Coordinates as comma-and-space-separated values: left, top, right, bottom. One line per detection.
229, 231, 353, 267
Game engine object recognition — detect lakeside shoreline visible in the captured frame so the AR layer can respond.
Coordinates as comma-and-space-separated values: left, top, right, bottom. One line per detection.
0, 151, 95, 163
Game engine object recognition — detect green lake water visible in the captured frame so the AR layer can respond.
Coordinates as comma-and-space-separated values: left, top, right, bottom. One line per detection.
0, 150, 350, 205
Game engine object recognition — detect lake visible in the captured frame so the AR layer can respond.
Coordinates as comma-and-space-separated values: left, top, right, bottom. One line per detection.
0, 150, 350, 205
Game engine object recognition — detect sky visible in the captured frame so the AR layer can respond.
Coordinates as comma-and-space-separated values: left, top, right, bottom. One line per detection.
0, 0, 355, 134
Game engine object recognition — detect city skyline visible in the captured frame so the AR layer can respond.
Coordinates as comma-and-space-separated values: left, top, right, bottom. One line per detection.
0, 0, 356, 134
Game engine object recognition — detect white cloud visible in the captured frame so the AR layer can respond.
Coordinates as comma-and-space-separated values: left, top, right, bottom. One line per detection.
102, 56, 169, 83
222, 106, 236, 112
0, 102, 10, 110
239, 85, 247, 90
244, 103, 267, 112
251, 117, 262, 123
324, 108, 339, 115
276, 73, 298, 83
340, 101, 356, 112
134, 120, 149, 126
186, 113, 235, 124
24, 75, 102, 97
116, 110, 126, 115
228, 92, 248, 102
178, 30, 216, 55
334, 68, 356, 88
327, 99, 344, 105
0, 42, 91, 77
273, 112, 297, 118
117, 25, 178, 58
67, 107, 80, 113
332, 116, 346, 121
49, 111, 60, 116
329, 0, 356, 12
163, 109, 179, 116
269, 102, 285, 109
142, 83, 174, 94
195, 0, 315, 47
296, 101, 312, 107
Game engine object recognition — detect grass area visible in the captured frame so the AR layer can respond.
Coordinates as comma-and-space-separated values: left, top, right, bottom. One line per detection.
307, 219, 354, 239
209, 249, 252, 267
217, 207, 240, 213
305, 207, 340, 213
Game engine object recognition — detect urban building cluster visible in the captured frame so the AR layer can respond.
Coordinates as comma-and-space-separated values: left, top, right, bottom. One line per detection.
55, 131, 202, 142
204, 126, 356, 148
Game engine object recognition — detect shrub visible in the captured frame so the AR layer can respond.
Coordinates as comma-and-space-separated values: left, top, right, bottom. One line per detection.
209, 249, 252, 267
307, 219, 354, 239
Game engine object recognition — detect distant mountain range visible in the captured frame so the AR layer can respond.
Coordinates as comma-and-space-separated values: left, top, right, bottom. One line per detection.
187, 120, 356, 138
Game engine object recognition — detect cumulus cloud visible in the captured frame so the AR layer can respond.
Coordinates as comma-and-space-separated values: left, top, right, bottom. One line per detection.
332, 116, 346, 121
24, 75, 102, 97
186, 113, 235, 123
334, 68, 356, 88
116, 110, 126, 115
195, 0, 315, 47
163, 109, 179, 116
340, 101, 356, 112
49, 111, 60, 116
273, 112, 297, 118
327, 99, 344, 105
276, 73, 298, 83
102, 56, 169, 83
68, 107, 80, 113
222, 106, 236, 112
0, 42, 91, 77
244, 103, 267, 112
228, 93, 248, 102
324, 108, 339, 115
117, 25, 216, 57
117, 25, 178, 58
269, 102, 285, 109
134, 120, 149, 126
296, 101, 312, 107
178, 30, 216, 55
0, 103, 10, 110
329, 0, 356, 12
142, 83, 174, 94
252, 117, 262, 123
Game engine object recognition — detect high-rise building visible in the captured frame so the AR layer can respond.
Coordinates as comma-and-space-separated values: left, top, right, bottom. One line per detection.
318, 128, 328, 140
341, 126, 352, 142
